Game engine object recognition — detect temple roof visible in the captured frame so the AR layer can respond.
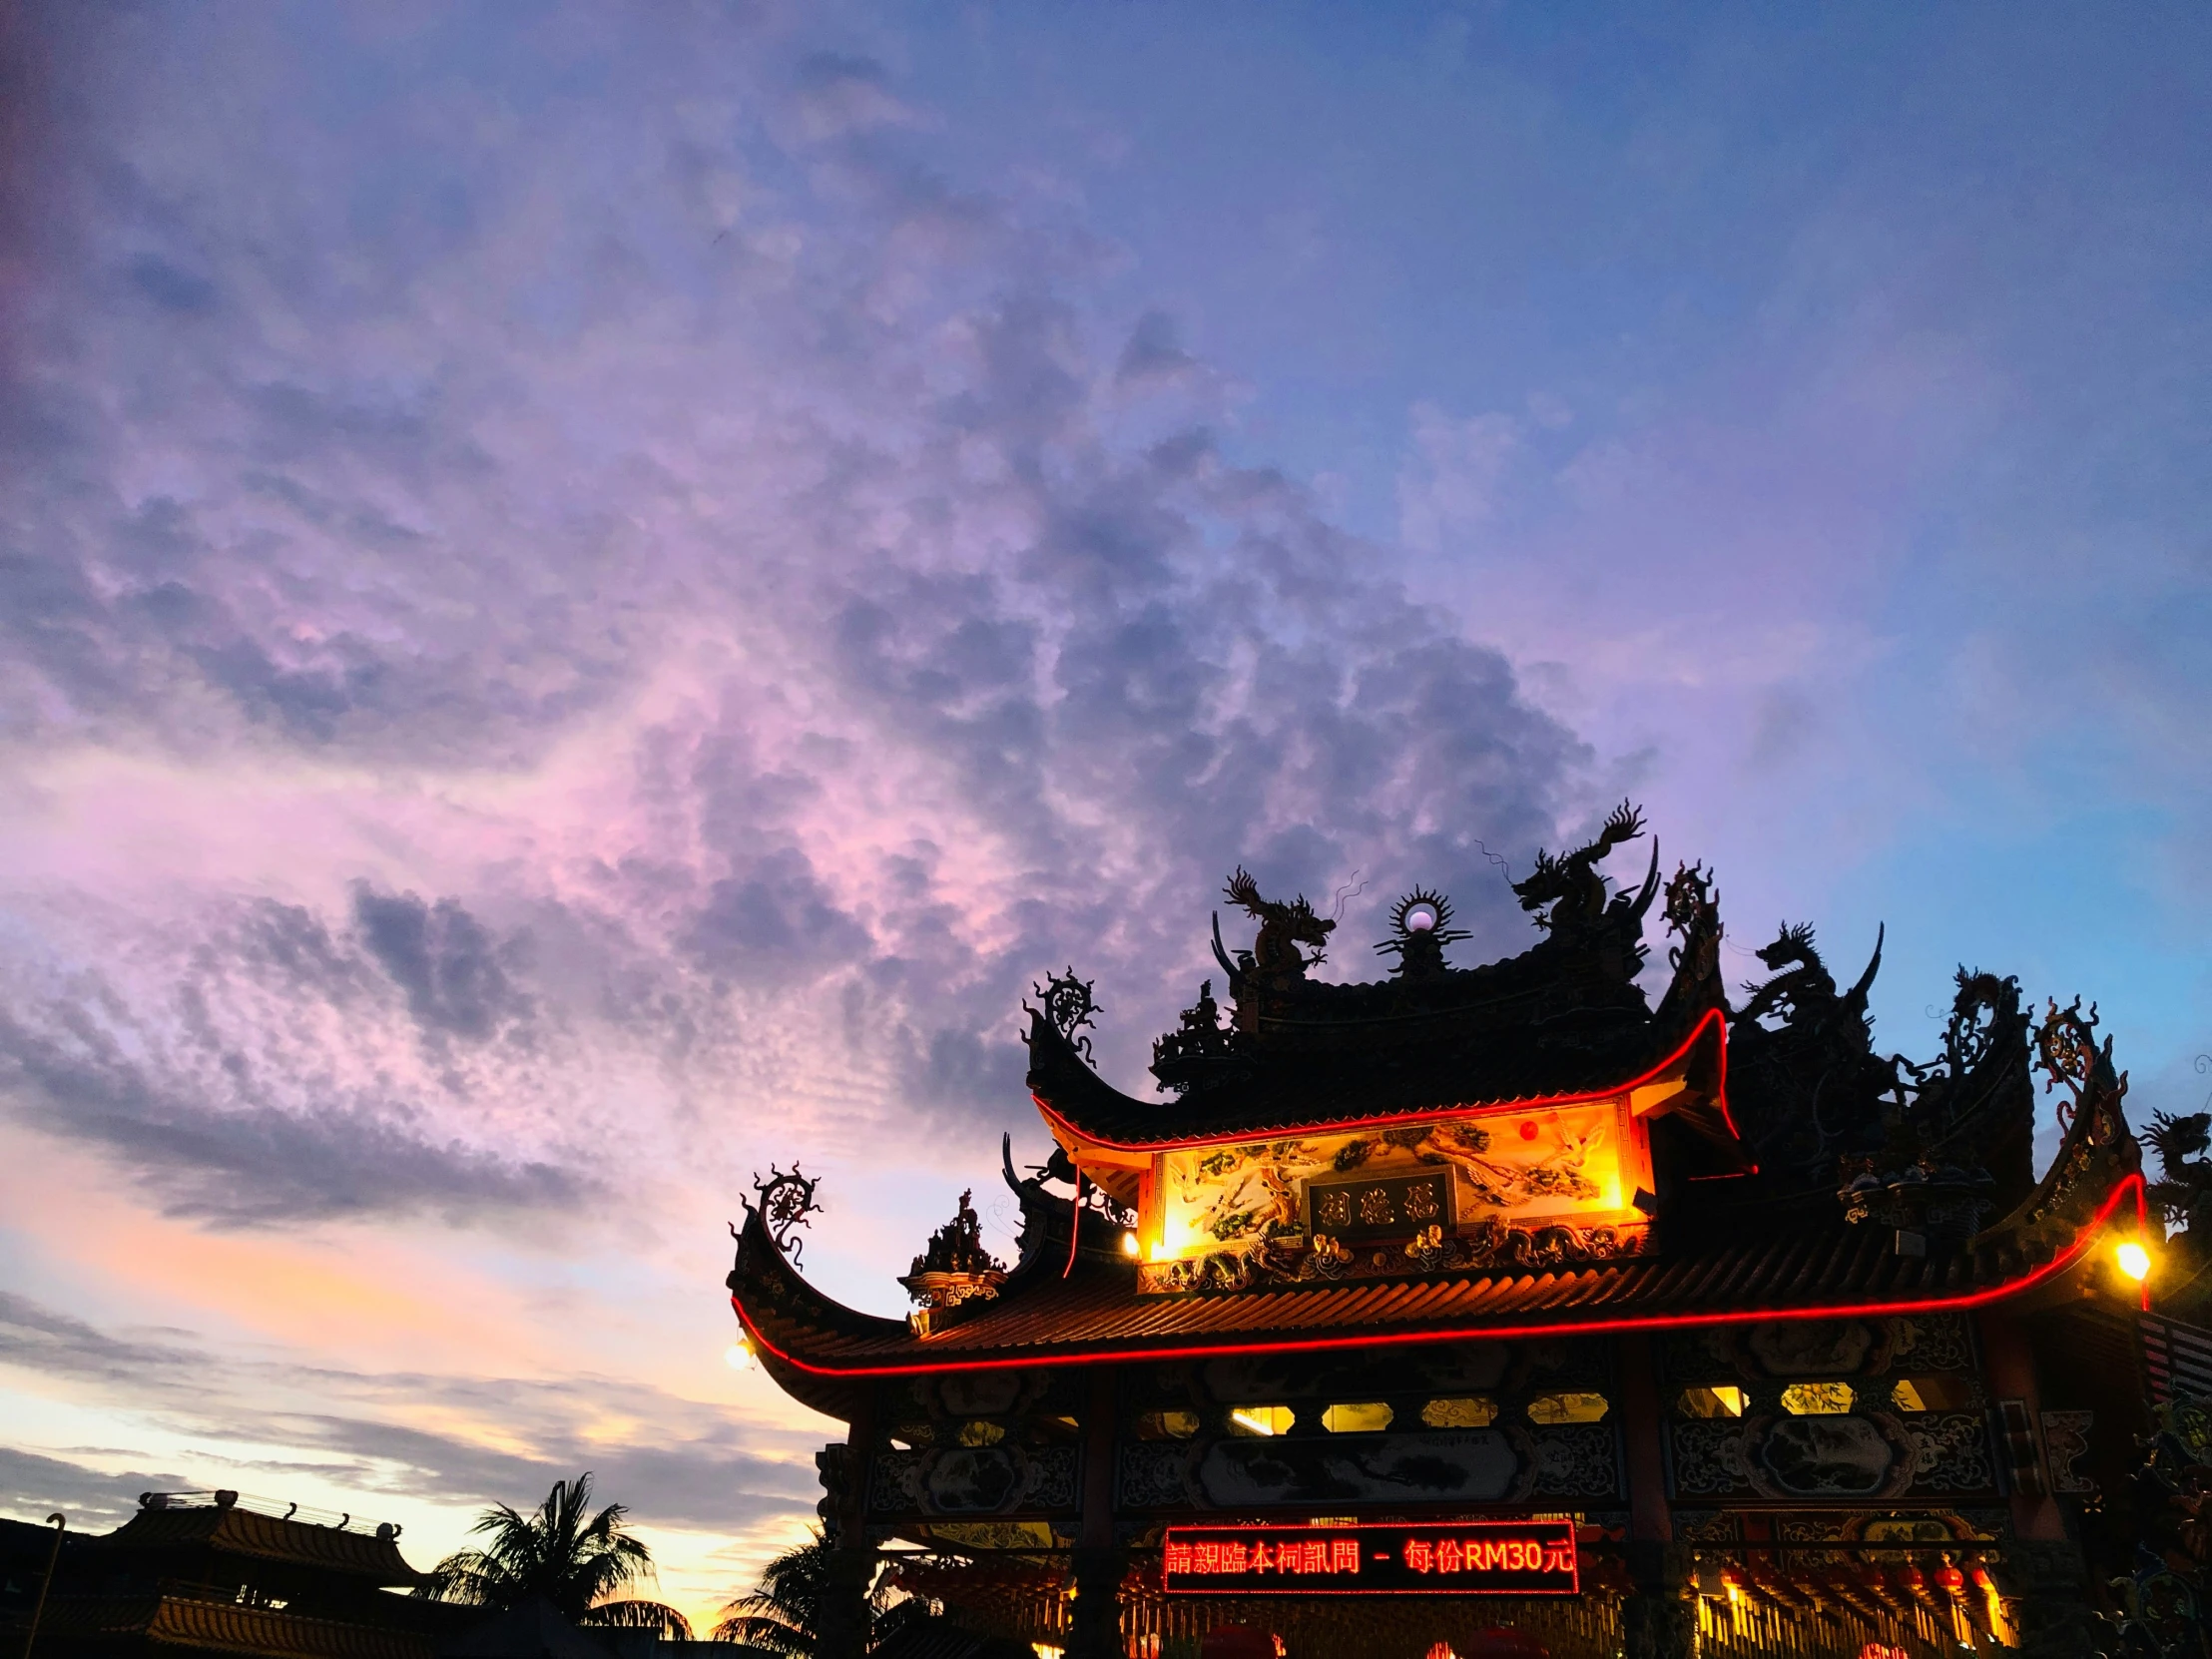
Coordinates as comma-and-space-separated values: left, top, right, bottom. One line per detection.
1027, 997, 1724, 1152
1029, 823, 1685, 1149
87, 1506, 424, 1586
727, 811, 2142, 1413
730, 1056, 2142, 1412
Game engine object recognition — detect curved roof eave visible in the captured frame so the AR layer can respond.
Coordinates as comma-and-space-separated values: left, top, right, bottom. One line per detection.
729, 1169, 2144, 1382
1029, 1005, 1736, 1153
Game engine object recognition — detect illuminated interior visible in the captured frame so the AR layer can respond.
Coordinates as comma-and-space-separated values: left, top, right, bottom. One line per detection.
1678, 1384, 1746, 1418
1780, 1382, 1856, 1415
1418, 1395, 1498, 1428
1524, 1391, 1610, 1424
1319, 1400, 1394, 1433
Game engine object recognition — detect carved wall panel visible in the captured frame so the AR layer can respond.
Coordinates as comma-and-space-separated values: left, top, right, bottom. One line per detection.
1660, 1312, 1994, 1504
1518, 1424, 1622, 1499
1193, 1429, 1521, 1508
1666, 1410, 1998, 1503
1660, 1314, 1975, 1384
880, 1370, 1085, 1456
1114, 1339, 1621, 1511
1116, 1424, 1619, 1509
2040, 1409, 2095, 1495
1125, 1338, 1606, 1413
1906, 1411, 1997, 1492
869, 1444, 1080, 1518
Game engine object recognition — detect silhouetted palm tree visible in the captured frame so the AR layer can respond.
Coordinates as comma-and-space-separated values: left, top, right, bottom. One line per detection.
418, 1472, 692, 1638
713, 1529, 922, 1654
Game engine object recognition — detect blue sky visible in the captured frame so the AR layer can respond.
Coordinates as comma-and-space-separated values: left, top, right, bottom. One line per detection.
0, 0, 2207, 1625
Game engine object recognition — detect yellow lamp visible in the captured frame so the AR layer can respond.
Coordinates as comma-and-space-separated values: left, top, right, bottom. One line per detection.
725, 1336, 756, 1371
2117, 1241, 2152, 1283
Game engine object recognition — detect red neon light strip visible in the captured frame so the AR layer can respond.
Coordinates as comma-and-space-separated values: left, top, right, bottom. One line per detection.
734, 1172, 2143, 1380
1033, 1007, 1739, 1153
1063, 1179, 1082, 1279
2138, 1178, 2153, 1314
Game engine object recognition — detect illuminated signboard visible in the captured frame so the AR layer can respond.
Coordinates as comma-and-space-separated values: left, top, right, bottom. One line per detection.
1161, 1520, 1578, 1597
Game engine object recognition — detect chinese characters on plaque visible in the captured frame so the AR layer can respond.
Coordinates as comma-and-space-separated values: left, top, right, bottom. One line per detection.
1304, 1173, 1453, 1244
1161, 1521, 1578, 1596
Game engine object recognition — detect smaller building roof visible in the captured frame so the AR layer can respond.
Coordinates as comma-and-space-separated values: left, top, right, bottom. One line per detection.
87, 1506, 424, 1587
40, 1594, 434, 1659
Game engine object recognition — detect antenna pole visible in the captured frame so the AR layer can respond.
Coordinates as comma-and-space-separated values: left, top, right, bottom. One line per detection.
22, 1512, 66, 1659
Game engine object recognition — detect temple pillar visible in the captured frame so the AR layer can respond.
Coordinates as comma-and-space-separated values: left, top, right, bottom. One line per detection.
816, 1384, 879, 1659
1616, 1334, 1691, 1659
1069, 1367, 1125, 1659
816, 1543, 876, 1659
1620, 1543, 1693, 1659
2001, 1539, 2101, 1658
1976, 1311, 2098, 1655
1617, 1333, 1672, 1546
1976, 1311, 2065, 1540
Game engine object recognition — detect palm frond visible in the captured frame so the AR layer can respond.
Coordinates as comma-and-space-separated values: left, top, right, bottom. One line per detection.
412, 1473, 663, 1624
712, 1526, 920, 1657
580, 1600, 693, 1638
712, 1613, 813, 1655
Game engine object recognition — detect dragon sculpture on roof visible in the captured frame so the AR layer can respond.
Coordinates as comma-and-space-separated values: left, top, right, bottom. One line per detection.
1511, 800, 1649, 934
1221, 865, 1336, 981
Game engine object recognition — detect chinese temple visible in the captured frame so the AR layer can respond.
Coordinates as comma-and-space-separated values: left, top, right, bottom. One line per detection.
726, 808, 2158, 1659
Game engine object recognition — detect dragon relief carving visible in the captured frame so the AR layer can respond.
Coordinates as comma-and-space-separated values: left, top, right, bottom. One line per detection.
1171, 1119, 1609, 1258
1137, 1216, 1645, 1296
1222, 866, 1336, 981
1420, 1121, 1605, 1211
1182, 1141, 1315, 1245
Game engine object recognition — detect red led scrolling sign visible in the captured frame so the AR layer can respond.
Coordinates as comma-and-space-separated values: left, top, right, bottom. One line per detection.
1162, 1521, 1579, 1597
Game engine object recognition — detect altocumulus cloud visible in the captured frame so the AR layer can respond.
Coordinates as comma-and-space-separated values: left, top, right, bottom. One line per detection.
0, 1289, 817, 1534
0, 4, 1597, 1227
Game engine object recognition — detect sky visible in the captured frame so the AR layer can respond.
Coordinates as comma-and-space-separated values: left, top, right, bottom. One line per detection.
2, 0, 2209, 1632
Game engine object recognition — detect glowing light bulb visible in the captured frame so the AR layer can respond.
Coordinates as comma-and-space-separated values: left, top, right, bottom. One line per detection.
2117, 1241, 2152, 1283
1120, 1231, 1140, 1258
725, 1339, 756, 1371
